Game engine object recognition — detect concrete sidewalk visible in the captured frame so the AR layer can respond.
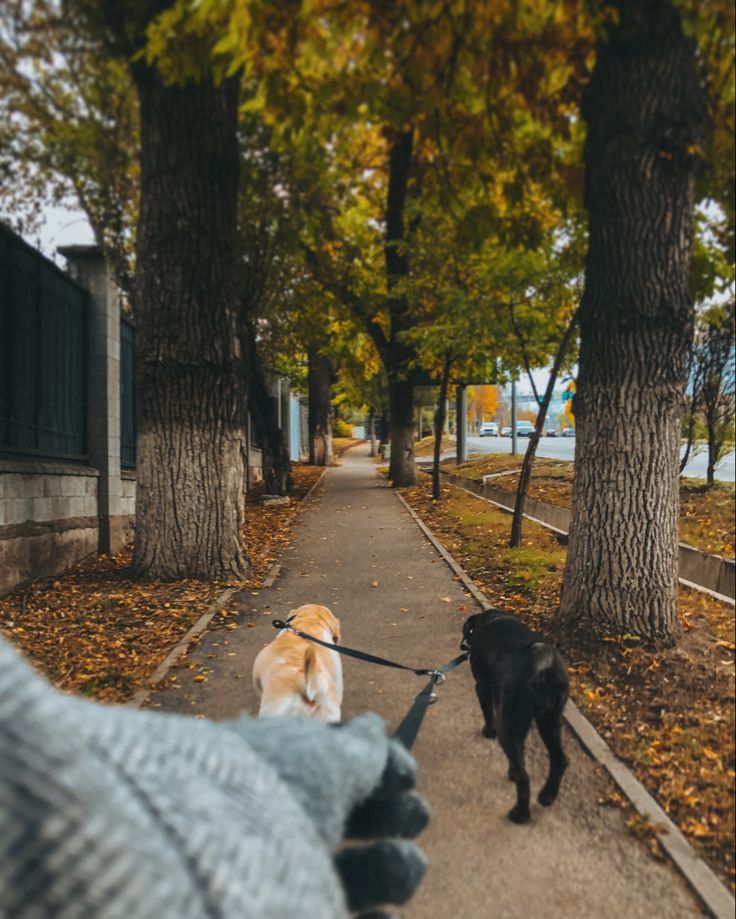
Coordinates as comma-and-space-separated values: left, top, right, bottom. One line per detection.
149, 445, 702, 919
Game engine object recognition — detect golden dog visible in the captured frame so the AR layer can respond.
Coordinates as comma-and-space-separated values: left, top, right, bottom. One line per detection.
253, 604, 343, 722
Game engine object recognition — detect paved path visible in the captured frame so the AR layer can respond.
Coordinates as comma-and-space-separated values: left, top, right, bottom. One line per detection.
150, 446, 702, 918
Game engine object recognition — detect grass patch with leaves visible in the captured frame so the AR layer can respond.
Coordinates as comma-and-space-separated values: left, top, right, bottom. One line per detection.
0, 464, 324, 703
400, 476, 735, 891
443, 455, 735, 558
414, 435, 457, 457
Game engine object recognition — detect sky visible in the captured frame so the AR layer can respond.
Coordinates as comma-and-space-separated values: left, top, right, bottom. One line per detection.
35, 204, 95, 265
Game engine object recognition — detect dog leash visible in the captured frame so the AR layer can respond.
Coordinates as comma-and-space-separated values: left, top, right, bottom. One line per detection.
271, 617, 468, 750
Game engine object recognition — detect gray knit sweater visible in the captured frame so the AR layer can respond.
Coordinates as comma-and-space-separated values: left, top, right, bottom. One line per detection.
0, 638, 428, 918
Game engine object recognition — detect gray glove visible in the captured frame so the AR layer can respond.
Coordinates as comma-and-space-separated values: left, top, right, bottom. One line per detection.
233, 717, 430, 916
0, 638, 428, 919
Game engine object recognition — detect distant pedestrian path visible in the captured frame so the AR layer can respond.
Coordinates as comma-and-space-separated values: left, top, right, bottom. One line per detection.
150, 445, 702, 919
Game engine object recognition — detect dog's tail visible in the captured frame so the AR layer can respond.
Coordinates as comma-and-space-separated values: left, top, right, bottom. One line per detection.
530, 643, 568, 711
304, 645, 333, 705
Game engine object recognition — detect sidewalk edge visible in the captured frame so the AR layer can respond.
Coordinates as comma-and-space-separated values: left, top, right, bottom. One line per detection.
394, 489, 735, 919
128, 587, 237, 710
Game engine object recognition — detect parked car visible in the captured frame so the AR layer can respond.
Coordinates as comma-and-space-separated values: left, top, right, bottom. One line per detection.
479, 422, 498, 437
561, 427, 576, 437
515, 421, 535, 437
545, 428, 558, 437
500, 426, 512, 437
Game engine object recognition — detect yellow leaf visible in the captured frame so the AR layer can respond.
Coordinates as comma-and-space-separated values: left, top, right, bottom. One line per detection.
193, 674, 207, 683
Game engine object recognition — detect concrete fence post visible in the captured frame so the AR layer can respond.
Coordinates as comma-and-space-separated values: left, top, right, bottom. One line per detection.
58, 246, 124, 554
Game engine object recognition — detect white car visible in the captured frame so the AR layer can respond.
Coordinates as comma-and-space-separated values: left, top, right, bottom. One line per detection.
561, 427, 576, 437
479, 422, 498, 437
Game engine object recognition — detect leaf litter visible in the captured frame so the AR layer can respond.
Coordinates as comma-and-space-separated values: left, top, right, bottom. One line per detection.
0, 464, 324, 705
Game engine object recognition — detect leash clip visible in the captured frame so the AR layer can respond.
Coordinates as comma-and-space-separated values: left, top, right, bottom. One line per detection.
431, 670, 446, 685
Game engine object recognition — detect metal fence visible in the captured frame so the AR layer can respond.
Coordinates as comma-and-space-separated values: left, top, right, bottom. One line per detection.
120, 318, 136, 468
0, 224, 87, 461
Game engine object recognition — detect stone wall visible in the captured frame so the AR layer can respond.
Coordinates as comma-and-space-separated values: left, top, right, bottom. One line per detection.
0, 460, 100, 595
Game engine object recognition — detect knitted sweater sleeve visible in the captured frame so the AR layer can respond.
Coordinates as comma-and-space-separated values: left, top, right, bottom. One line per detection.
0, 637, 403, 919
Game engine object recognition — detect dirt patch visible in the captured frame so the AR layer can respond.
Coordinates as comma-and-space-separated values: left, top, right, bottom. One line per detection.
444, 454, 735, 558
400, 476, 735, 892
0, 464, 324, 703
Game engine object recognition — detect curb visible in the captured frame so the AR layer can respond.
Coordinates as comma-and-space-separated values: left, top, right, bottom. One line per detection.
394, 489, 735, 919
303, 467, 328, 501
128, 587, 237, 710
128, 470, 327, 708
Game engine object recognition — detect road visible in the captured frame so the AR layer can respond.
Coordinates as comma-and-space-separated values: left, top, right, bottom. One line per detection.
465, 435, 736, 482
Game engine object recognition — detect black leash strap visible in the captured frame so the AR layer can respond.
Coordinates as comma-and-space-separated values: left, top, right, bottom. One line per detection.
392, 651, 469, 750
271, 617, 468, 750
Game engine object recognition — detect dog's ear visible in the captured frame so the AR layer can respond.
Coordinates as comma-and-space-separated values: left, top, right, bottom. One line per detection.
462, 614, 479, 640
321, 608, 340, 643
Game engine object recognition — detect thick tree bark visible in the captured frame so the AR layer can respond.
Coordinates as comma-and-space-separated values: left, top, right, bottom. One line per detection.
131, 69, 249, 580
510, 313, 578, 547
385, 129, 417, 487
245, 325, 292, 496
388, 376, 416, 484
308, 349, 334, 466
557, 0, 708, 646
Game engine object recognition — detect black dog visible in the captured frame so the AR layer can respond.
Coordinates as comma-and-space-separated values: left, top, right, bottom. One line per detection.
462, 609, 569, 824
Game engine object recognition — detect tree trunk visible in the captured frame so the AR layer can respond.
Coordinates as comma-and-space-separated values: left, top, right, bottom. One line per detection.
388, 376, 416, 485
557, 0, 708, 647
308, 349, 334, 466
432, 354, 452, 500
379, 409, 389, 455
679, 407, 695, 474
245, 325, 292, 496
368, 414, 377, 457
706, 426, 716, 486
384, 128, 417, 487
131, 69, 249, 580
510, 313, 578, 547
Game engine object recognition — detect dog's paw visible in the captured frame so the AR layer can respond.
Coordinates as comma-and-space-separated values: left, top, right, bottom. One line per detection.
537, 786, 558, 807
507, 804, 530, 824
482, 724, 497, 739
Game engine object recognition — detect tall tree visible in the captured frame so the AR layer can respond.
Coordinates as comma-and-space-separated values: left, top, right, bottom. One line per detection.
307, 348, 337, 466
557, 0, 710, 645
80, 2, 250, 579
132, 66, 248, 578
